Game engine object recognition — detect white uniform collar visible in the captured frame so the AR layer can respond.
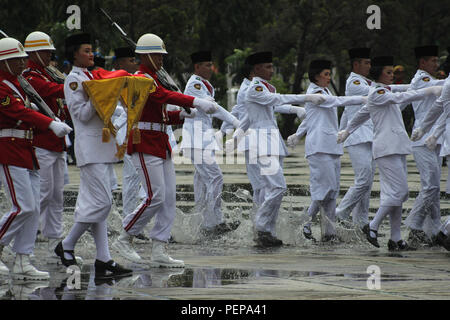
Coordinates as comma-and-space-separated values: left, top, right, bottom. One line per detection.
71, 66, 90, 73
350, 72, 372, 83
417, 69, 433, 78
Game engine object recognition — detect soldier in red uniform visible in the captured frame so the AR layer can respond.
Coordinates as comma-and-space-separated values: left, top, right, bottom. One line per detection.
22, 31, 70, 257
0, 37, 72, 279
113, 33, 218, 267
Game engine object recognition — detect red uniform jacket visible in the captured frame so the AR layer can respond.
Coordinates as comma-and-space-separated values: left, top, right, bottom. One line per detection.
23, 60, 67, 152
0, 70, 54, 169
127, 65, 195, 159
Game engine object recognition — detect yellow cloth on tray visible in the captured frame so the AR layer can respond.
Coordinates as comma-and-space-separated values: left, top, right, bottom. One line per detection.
82, 76, 155, 152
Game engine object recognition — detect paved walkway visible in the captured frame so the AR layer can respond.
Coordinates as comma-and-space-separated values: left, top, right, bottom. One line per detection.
0, 144, 449, 301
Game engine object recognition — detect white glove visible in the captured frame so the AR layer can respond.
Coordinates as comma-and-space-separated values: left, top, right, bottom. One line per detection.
232, 128, 245, 141
180, 108, 197, 119
304, 94, 326, 104
215, 130, 223, 145
225, 139, 235, 153
425, 135, 437, 150
49, 121, 72, 137
336, 130, 350, 143
232, 118, 240, 128
193, 97, 218, 114
361, 96, 368, 104
287, 134, 301, 148
290, 106, 306, 120
424, 86, 443, 96
411, 128, 424, 141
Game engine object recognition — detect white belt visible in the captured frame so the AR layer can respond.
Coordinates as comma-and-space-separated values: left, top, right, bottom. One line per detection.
138, 122, 167, 133
0, 128, 33, 139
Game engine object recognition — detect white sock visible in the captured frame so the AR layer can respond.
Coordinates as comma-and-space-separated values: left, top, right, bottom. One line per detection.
62, 222, 90, 259
91, 221, 112, 263
389, 206, 402, 242
370, 206, 392, 238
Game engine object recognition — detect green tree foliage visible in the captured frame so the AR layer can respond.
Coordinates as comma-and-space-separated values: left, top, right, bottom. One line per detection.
0, 0, 448, 134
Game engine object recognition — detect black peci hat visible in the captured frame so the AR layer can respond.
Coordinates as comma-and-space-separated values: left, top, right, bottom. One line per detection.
309, 59, 332, 70
414, 45, 439, 59
114, 47, 135, 59
246, 51, 272, 66
190, 51, 212, 64
348, 47, 371, 59
65, 33, 91, 48
371, 56, 394, 67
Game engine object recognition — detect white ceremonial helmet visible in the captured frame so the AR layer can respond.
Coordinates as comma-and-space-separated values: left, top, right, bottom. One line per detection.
0, 37, 28, 61
24, 31, 56, 52
135, 33, 168, 54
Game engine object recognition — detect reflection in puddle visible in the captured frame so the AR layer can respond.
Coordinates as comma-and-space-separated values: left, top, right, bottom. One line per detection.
0, 266, 416, 300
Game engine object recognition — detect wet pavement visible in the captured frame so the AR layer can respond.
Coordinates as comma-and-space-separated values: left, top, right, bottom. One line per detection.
0, 144, 449, 301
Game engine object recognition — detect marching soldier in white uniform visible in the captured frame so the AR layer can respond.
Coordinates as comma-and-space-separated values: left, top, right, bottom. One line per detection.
412, 74, 450, 251
406, 45, 446, 246
0, 37, 71, 279
225, 57, 306, 210
291, 59, 367, 242
338, 56, 443, 251
238, 51, 322, 247
335, 48, 375, 229
55, 33, 132, 279
181, 51, 241, 237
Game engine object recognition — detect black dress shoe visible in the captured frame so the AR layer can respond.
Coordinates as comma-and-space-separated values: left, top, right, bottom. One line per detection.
254, 231, 283, 247
443, 236, 450, 252
54, 241, 78, 267
302, 225, 315, 241
388, 239, 416, 252
362, 224, 380, 248
94, 260, 132, 279
433, 231, 448, 247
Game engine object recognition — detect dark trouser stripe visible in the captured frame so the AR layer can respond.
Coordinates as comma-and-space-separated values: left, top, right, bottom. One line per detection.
125, 153, 153, 231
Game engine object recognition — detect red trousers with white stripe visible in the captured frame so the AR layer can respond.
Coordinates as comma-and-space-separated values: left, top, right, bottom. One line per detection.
122, 152, 176, 242
0, 165, 40, 255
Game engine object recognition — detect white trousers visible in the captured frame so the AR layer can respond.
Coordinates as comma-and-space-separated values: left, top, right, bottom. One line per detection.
407, 146, 442, 234
123, 152, 176, 242
375, 154, 408, 207
186, 148, 224, 229
245, 150, 265, 206
122, 154, 146, 217
74, 163, 114, 223
254, 156, 286, 235
337, 143, 374, 226
35, 148, 66, 239
0, 165, 40, 255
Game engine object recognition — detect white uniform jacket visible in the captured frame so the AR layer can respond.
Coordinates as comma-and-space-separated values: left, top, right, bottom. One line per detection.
181, 74, 238, 151
64, 66, 118, 167
340, 72, 374, 148
347, 84, 435, 159
244, 77, 289, 157
426, 76, 450, 156
410, 69, 446, 147
304, 82, 366, 158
